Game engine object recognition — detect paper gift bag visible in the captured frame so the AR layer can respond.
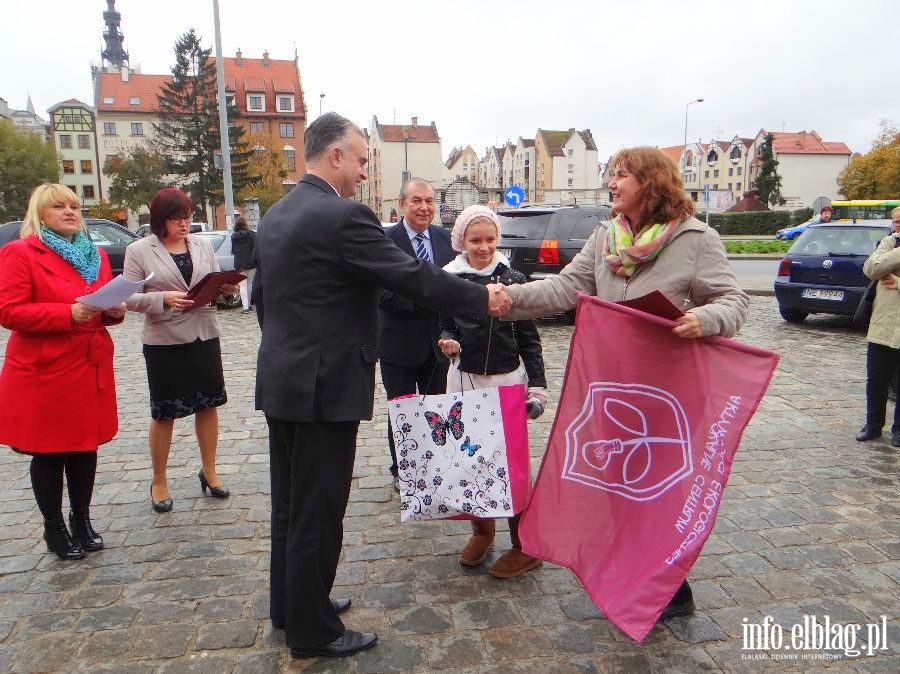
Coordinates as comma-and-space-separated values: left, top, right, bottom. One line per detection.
389, 385, 530, 522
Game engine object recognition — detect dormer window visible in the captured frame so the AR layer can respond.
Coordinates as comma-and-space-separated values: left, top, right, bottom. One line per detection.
103, 96, 114, 104
247, 94, 265, 112
277, 95, 294, 113
129, 96, 140, 105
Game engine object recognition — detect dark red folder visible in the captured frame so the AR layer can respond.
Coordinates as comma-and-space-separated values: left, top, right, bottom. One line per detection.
184, 271, 245, 311
617, 290, 685, 321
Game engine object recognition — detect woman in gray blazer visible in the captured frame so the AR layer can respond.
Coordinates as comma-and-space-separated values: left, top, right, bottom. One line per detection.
124, 188, 239, 512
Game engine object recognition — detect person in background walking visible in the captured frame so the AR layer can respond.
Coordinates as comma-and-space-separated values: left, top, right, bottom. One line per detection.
231, 216, 257, 314
124, 187, 239, 513
0, 184, 125, 560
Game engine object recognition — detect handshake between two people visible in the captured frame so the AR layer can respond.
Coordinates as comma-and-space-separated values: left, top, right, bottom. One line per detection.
486, 283, 512, 317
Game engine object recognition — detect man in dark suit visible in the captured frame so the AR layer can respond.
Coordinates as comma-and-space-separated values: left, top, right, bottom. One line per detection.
253, 113, 510, 660
379, 178, 455, 491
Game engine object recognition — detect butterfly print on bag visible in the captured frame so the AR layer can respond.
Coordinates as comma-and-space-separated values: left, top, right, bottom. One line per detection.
424, 401, 464, 446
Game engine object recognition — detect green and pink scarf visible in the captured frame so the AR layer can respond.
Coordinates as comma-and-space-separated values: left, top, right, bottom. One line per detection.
602, 214, 679, 277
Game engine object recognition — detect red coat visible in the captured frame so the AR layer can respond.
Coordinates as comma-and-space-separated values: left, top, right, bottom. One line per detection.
0, 236, 122, 453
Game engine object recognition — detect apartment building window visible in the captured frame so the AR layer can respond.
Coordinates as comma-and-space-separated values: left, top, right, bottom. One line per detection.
713, 169, 719, 177
704, 170, 709, 178
728, 167, 733, 176
105, 154, 120, 165
567, 149, 574, 158
713, 184, 718, 189
277, 95, 294, 112
131, 122, 144, 136
284, 146, 296, 172
80, 160, 92, 174
567, 178, 574, 187
279, 122, 294, 138
62, 160, 75, 174
59, 134, 72, 149
83, 185, 95, 199
103, 122, 117, 136
568, 164, 574, 173
727, 182, 732, 190
247, 94, 264, 111
250, 122, 264, 133
737, 167, 742, 175
78, 134, 90, 149
736, 182, 742, 190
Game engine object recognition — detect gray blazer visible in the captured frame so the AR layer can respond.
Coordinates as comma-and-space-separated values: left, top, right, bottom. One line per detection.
124, 234, 222, 345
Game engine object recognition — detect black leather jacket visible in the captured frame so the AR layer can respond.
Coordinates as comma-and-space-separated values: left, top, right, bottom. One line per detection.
440, 261, 546, 387
231, 229, 256, 270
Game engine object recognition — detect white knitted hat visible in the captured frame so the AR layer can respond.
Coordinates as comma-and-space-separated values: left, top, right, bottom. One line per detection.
450, 205, 501, 252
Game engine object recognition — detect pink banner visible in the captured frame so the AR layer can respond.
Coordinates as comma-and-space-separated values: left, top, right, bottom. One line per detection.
519, 293, 779, 641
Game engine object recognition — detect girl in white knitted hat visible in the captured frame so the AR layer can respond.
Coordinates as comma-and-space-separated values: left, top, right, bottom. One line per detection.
438, 204, 548, 578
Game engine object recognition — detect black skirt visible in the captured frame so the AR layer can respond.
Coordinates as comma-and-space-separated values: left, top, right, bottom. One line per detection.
143, 338, 227, 421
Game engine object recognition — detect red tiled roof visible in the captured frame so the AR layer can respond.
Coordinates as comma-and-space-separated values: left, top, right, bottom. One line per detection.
220, 56, 304, 119
659, 145, 684, 165
378, 122, 439, 143
95, 72, 171, 113
763, 130, 851, 155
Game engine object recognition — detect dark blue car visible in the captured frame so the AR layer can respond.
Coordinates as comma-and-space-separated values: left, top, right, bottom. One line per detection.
774, 222, 891, 324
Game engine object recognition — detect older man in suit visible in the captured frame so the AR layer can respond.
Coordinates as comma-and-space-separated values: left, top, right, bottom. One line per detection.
379, 178, 455, 492
253, 112, 510, 660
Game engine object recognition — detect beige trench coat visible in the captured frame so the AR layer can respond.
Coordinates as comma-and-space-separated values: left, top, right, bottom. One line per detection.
862, 234, 900, 349
504, 216, 749, 338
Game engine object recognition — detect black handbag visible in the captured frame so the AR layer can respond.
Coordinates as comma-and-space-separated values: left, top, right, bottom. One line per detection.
853, 279, 877, 329
854, 236, 900, 329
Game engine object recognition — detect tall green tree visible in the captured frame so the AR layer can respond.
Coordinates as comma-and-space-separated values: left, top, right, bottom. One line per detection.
104, 146, 170, 213
754, 133, 785, 207
0, 120, 60, 221
837, 120, 900, 199
155, 29, 255, 220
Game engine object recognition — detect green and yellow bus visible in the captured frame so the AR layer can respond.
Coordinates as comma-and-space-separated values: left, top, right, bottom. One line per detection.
832, 199, 900, 221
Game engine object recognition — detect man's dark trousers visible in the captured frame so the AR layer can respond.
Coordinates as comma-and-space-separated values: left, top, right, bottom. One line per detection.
267, 416, 359, 649
382, 357, 448, 476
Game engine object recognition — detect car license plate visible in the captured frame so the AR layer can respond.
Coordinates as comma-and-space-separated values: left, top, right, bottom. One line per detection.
801, 288, 844, 301
498, 248, 512, 259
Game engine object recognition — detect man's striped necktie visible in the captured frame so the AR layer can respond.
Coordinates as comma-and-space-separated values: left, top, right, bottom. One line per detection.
414, 233, 430, 261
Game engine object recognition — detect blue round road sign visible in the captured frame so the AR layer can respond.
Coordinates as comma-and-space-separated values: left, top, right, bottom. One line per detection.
504, 186, 525, 207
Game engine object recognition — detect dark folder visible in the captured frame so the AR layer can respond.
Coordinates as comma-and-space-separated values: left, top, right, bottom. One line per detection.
617, 290, 685, 321
184, 271, 245, 311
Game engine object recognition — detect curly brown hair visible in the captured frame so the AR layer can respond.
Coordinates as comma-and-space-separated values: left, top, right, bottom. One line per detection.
611, 147, 694, 228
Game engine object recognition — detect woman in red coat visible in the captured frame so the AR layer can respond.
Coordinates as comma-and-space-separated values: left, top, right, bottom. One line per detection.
0, 184, 125, 561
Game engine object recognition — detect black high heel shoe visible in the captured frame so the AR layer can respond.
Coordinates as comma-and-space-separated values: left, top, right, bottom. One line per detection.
150, 484, 173, 513
198, 469, 230, 499
43, 517, 85, 561
69, 509, 104, 551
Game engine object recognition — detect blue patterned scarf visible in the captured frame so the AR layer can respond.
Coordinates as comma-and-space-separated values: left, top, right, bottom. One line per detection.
40, 226, 101, 283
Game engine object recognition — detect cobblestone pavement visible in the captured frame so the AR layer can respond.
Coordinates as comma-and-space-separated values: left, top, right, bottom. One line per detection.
0, 298, 897, 674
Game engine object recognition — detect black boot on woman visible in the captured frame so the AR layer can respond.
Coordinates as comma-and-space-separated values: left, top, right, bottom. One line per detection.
43, 517, 85, 561
69, 509, 104, 551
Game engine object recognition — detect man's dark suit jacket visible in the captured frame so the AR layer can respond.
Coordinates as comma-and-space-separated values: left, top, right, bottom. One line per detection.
378, 219, 455, 366
253, 174, 487, 423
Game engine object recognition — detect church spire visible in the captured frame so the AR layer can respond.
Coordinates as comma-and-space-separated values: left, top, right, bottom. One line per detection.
100, 0, 129, 69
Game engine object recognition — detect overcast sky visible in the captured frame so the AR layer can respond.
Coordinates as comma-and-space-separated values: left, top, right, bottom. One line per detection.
3, 0, 897, 163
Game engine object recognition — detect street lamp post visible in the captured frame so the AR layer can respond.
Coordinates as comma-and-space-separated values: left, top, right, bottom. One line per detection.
682, 97, 704, 182
319, 93, 325, 117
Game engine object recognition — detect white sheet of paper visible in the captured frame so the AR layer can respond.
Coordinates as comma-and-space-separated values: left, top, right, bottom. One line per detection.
76, 273, 154, 310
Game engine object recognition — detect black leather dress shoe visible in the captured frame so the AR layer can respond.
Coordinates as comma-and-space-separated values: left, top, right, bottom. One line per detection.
659, 581, 695, 621
855, 425, 883, 442
332, 597, 351, 614
272, 597, 351, 630
290, 630, 377, 659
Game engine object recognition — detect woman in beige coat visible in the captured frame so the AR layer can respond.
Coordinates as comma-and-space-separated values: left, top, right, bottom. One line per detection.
500, 146, 749, 621
856, 206, 900, 447
124, 188, 239, 512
